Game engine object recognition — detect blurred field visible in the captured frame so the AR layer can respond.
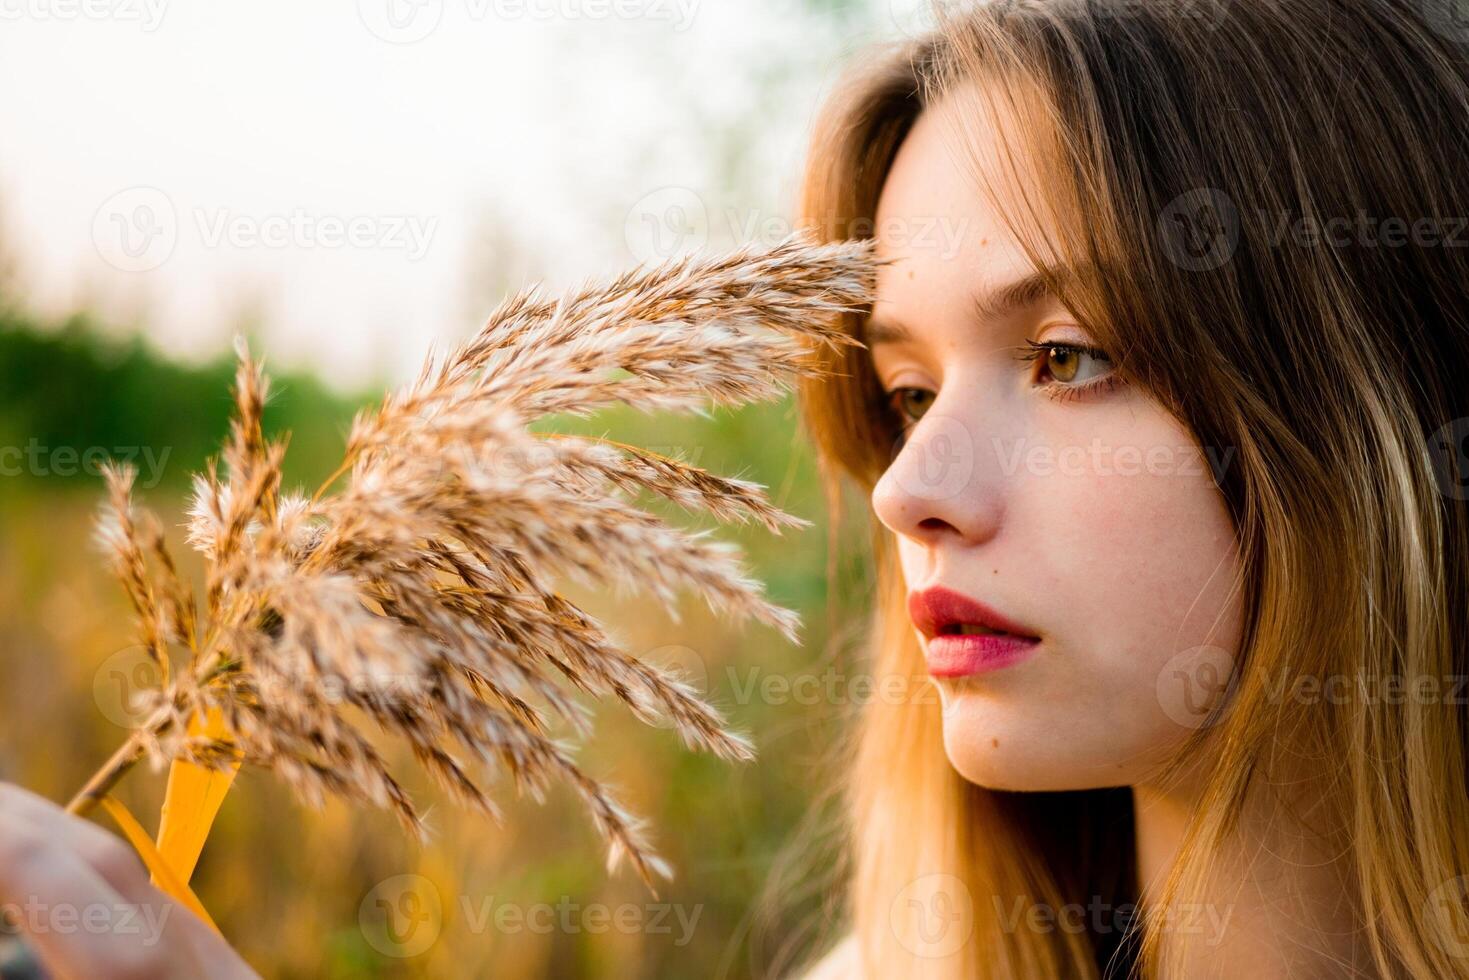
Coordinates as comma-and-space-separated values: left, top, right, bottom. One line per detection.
0, 307, 877, 978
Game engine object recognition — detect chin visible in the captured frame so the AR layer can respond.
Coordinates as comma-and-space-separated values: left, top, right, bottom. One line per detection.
935, 682, 1171, 792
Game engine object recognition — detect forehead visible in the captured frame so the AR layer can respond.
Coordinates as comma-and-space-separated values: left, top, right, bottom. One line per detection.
871, 87, 1060, 339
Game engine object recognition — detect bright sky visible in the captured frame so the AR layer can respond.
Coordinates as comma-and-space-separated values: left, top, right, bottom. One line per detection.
0, 0, 919, 388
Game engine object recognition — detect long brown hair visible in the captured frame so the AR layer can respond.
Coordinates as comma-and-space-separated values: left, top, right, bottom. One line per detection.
795, 1, 1469, 976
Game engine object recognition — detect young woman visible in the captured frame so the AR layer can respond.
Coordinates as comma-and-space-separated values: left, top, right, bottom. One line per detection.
5, 1, 1469, 977
794, 0, 1469, 976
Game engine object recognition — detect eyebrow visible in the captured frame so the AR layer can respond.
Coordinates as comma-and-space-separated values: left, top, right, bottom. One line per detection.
863, 265, 1072, 347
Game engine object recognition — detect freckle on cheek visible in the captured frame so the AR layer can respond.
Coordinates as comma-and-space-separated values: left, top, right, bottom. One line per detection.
991, 738, 1000, 748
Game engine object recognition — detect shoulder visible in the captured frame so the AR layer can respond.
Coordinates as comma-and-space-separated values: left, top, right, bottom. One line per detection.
793, 933, 861, 980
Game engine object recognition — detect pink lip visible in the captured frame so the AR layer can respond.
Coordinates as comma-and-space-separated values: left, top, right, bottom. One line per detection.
922, 633, 1040, 677
907, 585, 1041, 678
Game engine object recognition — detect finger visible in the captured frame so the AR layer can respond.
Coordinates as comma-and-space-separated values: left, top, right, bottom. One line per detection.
0, 821, 174, 980
0, 785, 152, 906
169, 915, 260, 980
0, 786, 259, 979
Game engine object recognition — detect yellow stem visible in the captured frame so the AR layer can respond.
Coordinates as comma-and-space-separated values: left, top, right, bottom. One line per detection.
64, 700, 181, 816
312, 451, 357, 504
65, 730, 148, 816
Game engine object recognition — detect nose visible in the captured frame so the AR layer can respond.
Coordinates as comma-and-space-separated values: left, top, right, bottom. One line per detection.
870, 408, 1005, 547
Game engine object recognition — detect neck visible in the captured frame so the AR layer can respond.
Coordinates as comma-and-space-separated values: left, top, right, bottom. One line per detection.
1131, 768, 1371, 979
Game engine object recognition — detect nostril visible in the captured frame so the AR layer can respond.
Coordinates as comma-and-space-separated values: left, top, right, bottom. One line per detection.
917, 517, 950, 532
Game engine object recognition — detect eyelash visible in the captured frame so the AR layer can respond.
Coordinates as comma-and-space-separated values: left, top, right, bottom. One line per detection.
1012, 338, 1122, 403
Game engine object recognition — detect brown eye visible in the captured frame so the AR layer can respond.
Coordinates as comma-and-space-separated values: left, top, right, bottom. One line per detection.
888, 387, 935, 425
1048, 346, 1080, 382
1032, 341, 1112, 386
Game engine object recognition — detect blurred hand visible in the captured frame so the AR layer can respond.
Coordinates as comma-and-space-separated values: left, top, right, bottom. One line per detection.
0, 783, 258, 980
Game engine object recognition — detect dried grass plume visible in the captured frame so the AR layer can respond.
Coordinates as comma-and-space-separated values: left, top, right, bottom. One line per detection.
77, 233, 878, 887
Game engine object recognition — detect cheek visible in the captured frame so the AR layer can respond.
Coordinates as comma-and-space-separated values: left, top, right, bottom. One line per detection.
1030, 414, 1243, 759
938, 406, 1245, 790
1038, 441, 1239, 639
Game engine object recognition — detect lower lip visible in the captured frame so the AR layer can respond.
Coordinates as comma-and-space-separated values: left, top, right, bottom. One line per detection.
925, 633, 1040, 677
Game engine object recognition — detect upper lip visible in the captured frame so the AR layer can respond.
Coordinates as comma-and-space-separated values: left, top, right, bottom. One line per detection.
907, 585, 1041, 641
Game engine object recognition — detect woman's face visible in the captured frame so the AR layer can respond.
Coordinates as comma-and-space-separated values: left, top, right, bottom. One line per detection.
868, 92, 1244, 791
